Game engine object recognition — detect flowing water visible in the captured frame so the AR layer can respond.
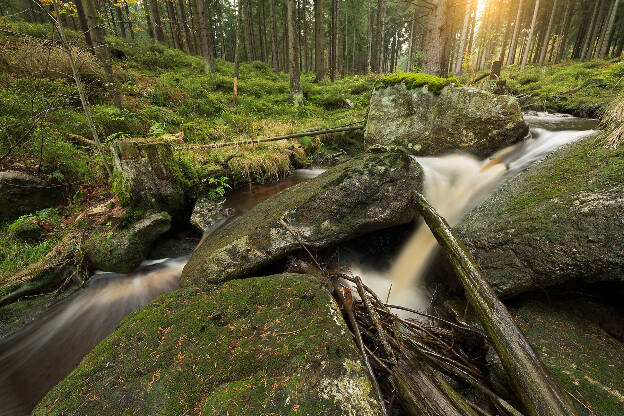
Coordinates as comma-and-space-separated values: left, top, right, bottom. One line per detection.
0, 115, 598, 415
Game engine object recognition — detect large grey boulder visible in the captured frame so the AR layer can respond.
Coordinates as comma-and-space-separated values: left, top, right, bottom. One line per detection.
34, 273, 381, 416
364, 83, 529, 157
181, 150, 423, 288
0, 171, 67, 222
190, 195, 233, 234
455, 135, 624, 296
85, 212, 171, 273
111, 141, 185, 216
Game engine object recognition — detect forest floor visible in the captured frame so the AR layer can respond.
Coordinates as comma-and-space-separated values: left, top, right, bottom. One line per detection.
1, 19, 622, 286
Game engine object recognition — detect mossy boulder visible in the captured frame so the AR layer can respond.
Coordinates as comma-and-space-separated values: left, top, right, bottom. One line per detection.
181, 150, 423, 288
85, 212, 171, 273
455, 135, 624, 296
7, 215, 43, 241
0, 170, 68, 222
111, 141, 186, 216
488, 299, 624, 415
364, 82, 529, 157
34, 273, 381, 416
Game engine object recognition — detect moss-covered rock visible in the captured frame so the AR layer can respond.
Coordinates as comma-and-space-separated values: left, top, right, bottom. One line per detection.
0, 171, 68, 222
181, 150, 423, 287
497, 299, 624, 415
34, 273, 381, 416
111, 141, 186, 216
7, 215, 43, 241
364, 83, 529, 157
455, 135, 624, 296
375, 72, 462, 95
85, 212, 171, 273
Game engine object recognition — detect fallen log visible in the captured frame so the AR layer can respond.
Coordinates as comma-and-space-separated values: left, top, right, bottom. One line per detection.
413, 192, 578, 416
180, 123, 364, 149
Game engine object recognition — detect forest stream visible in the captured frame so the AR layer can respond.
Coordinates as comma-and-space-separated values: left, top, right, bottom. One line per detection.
0, 113, 599, 416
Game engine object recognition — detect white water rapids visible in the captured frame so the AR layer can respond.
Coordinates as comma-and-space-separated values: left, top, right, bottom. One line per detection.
0, 113, 599, 415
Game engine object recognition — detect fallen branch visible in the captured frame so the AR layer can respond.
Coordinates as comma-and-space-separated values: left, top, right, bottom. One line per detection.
66, 133, 97, 148
180, 123, 364, 149
413, 192, 578, 416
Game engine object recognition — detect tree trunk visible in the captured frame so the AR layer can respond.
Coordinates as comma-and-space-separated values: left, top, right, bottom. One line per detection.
507, 0, 524, 65
216, 0, 226, 58
422, 0, 448, 76
166, 0, 183, 50
343, 8, 348, 76
366, 0, 373, 72
243, 0, 255, 61
73, 0, 94, 52
178, 0, 195, 54
520, 0, 540, 71
124, 1, 135, 39
270, 0, 280, 73
330, 0, 338, 81
554, 0, 573, 62
115, 4, 127, 38
51, 0, 111, 178
375, 0, 386, 72
581, 0, 602, 60
599, 0, 619, 57
149, 0, 166, 42
233, 0, 242, 106
302, 0, 309, 72
80, 0, 122, 109
538, 0, 558, 65
287, 0, 303, 105
196, 0, 216, 72
455, 0, 471, 74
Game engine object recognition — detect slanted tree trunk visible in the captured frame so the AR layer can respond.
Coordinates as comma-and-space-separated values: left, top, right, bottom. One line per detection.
422, 0, 448, 76
287, 0, 303, 105
455, 0, 472, 74
599, 0, 620, 57
538, 0, 558, 65
50, 0, 111, 178
507, 0, 524, 65
149, 0, 166, 42
375, 0, 386, 72
269, 0, 280, 73
81, 0, 122, 109
178, 0, 194, 54
520, 0, 540, 71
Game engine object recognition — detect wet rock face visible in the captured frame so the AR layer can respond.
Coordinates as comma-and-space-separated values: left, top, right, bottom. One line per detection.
364, 83, 529, 157
181, 150, 423, 288
111, 141, 185, 216
488, 299, 624, 415
0, 171, 67, 222
85, 212, 172, 273
455, 135, 624, 296
190, 195, 232, 234
34, 273, 381, 416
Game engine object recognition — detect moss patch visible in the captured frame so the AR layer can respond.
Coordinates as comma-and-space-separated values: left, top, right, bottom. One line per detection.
375, 72, 462, 95
34, 273, 380, 416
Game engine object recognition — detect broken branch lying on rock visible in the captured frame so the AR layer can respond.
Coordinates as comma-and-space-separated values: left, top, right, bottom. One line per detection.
413, 192, 578, 416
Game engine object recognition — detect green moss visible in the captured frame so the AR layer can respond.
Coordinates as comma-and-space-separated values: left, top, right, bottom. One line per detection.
111, 170, 130, 206
375, 72, 462, 95
34, 274, 379, 416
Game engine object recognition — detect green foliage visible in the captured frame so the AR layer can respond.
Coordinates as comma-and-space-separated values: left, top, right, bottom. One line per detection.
376, 72, 462, 95
205, 176, 232, 201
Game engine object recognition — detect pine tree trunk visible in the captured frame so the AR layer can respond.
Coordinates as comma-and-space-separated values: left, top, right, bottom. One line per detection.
538, 0, 558, 65
166, 0, 183, 50
599, 0, 619, 57
520, 0, 540, 71
499, 0, 515, 63
80, 0, 122, 109
507, 0, 525, 65
455, 0, 471, 74
270, 0, 280, 73
287, 0, 303, 105
582, 0, 602, 60
243, 0, 255, 61
329, 0, 337, 81
178, 0, 195, 54
422, 0, 448, 76
554, 0, 572, 62
467, 8, 476, 56
196, 0, 216, 72
366, 0, 373, 72
233, 0, 242, 105
150, 0, 166, 42
375, 0, 386, 72
342, 8, 348, 76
